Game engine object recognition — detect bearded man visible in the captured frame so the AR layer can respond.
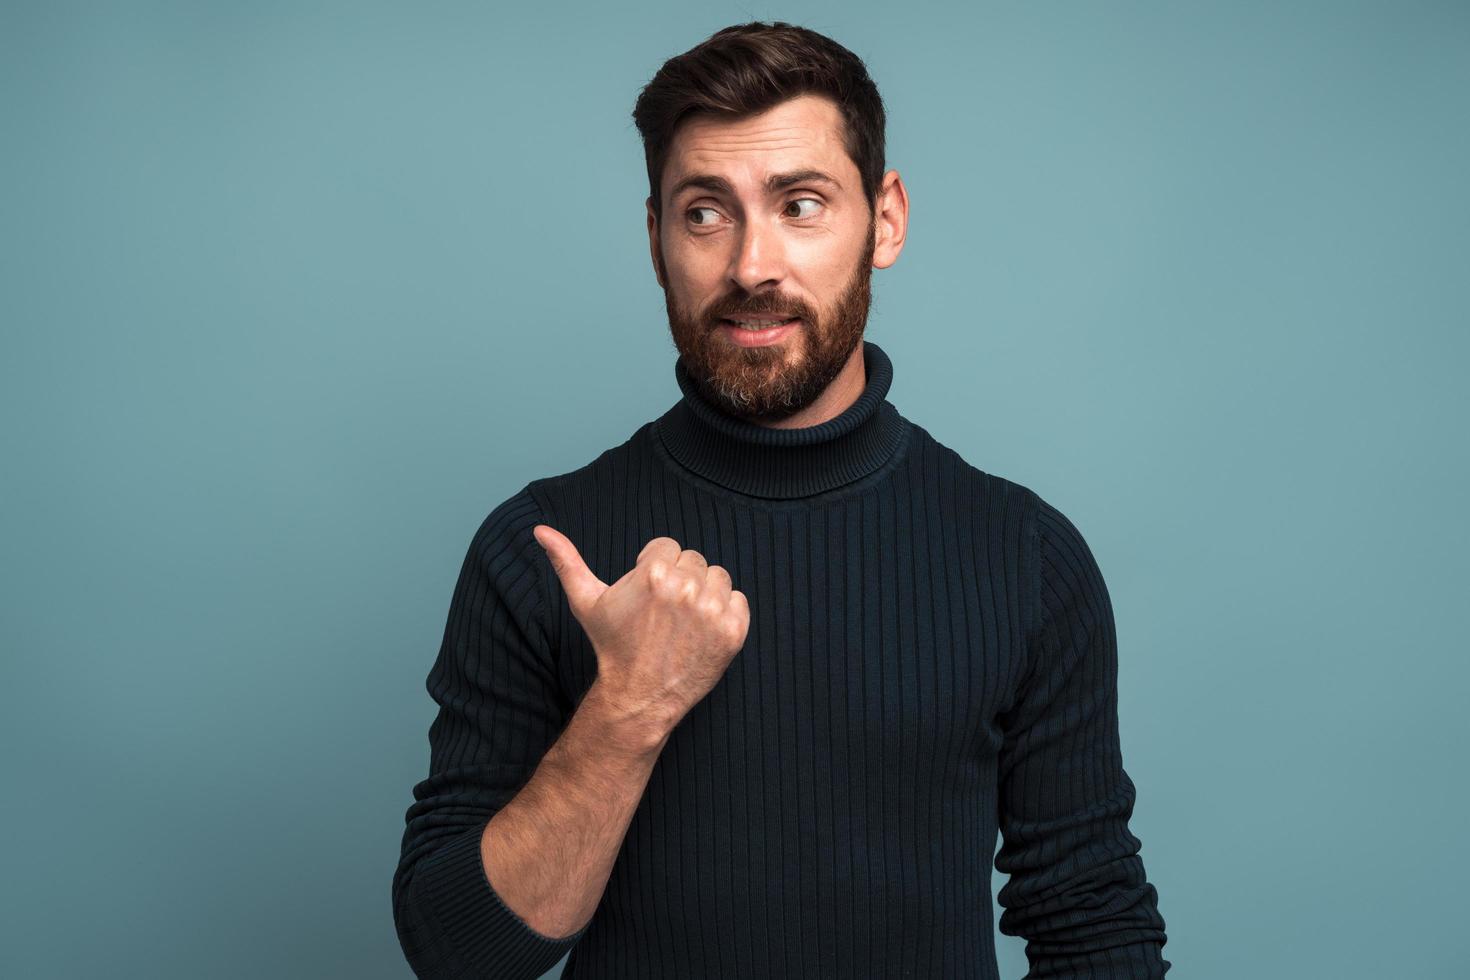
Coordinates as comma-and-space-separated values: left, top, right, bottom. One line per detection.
393, 20, 1171, 980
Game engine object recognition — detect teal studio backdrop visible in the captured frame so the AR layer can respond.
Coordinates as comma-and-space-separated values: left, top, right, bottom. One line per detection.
2, 2, 1465, 977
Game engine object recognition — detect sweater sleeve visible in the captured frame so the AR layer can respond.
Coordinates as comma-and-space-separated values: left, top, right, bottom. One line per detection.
391, 485, 589, 980
993, 492, 1171, 978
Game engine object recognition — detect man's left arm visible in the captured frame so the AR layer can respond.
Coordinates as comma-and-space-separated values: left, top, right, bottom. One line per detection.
993, 492, 1171, 977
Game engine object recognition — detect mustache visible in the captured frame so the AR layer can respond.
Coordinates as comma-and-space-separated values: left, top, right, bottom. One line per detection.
706, 294, 813, 323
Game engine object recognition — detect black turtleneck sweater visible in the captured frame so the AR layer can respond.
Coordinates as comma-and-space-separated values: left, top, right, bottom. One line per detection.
392, 340, 1171, 979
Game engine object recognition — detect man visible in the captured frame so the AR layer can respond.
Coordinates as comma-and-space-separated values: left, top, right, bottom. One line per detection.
393, 21, 1170, 980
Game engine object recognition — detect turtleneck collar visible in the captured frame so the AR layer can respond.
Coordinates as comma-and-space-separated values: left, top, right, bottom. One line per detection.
653, 339, 909, 500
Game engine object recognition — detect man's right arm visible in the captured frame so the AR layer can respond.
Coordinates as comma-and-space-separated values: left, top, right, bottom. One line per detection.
395, 484, 746, 979
392, 488, 665, 980
480, 680, 669, 941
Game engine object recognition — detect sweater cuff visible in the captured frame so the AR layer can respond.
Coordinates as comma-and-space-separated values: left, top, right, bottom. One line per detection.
413, 823, 588, 978
1026, 939, 1171, 979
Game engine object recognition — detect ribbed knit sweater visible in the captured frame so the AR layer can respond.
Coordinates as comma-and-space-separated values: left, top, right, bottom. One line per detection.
392, 340, 1170, 979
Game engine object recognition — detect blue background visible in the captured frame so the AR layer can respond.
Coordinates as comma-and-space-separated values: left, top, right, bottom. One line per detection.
3, 2, 1465, 977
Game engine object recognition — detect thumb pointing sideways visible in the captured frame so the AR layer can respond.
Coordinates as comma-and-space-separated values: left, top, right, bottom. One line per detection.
532, 524, 608, 619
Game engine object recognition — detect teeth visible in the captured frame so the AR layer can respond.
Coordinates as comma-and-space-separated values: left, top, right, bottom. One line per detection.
730, 318, 794, 329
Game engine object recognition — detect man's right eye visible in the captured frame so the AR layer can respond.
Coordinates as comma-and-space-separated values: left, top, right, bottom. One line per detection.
687, 207, 720, 225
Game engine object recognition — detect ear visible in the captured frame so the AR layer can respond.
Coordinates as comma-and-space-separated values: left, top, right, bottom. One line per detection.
646, 196, 667, 289
871, 170, 909, 270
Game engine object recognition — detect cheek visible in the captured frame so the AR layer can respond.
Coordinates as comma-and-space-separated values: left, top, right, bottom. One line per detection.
665, 244, 724, 294
795, 258, 852, 303
789, 232, 861, 283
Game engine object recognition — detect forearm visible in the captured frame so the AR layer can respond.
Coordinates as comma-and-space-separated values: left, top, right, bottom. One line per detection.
481, 681, 670, 939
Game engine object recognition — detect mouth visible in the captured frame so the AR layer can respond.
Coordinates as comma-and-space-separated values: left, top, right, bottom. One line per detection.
719, 315, 802, 331
717, 316, 801, 348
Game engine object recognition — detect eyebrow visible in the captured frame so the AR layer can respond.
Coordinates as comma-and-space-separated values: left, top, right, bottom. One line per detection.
668, 168, 843, 203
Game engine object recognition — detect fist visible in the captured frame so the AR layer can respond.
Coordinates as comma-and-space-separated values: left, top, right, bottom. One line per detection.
533, 525, 749, 737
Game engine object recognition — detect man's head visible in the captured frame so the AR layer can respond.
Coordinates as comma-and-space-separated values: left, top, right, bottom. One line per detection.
632, 22, 908, 424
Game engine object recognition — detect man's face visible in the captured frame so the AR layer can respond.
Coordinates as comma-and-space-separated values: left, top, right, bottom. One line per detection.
647, 94, 880, 423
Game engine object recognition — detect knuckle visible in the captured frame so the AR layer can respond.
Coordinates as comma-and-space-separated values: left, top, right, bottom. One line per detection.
650, 567, 693, 602
724, 619, 746, 649
644, 558, 671, 586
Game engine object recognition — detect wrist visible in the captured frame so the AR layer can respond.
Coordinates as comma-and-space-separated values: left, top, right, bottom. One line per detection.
579, 682, 673, 757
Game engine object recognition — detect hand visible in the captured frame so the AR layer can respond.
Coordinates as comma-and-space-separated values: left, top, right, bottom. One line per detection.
533, 525, 750, 739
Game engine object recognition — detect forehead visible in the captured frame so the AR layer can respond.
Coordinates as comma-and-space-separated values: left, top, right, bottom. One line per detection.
663, 94, 851, 196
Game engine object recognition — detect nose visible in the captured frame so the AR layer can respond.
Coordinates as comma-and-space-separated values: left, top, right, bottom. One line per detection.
728, 216, 786, 294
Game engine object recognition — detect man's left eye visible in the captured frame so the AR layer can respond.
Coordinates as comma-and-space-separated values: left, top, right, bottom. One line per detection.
785, 198, 823, 219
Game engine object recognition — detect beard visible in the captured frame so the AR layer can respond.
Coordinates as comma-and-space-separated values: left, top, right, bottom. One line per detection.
660, 220, 876, 424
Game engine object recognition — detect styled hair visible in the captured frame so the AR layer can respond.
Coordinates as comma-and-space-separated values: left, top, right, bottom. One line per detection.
632, 21, 887, 224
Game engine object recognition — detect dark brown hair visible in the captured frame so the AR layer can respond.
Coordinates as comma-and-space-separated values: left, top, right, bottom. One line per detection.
632, 21, 887, 224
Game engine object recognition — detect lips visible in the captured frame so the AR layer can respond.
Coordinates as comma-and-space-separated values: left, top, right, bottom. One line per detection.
720, 315, 800, 326
720, 318, 799, 347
